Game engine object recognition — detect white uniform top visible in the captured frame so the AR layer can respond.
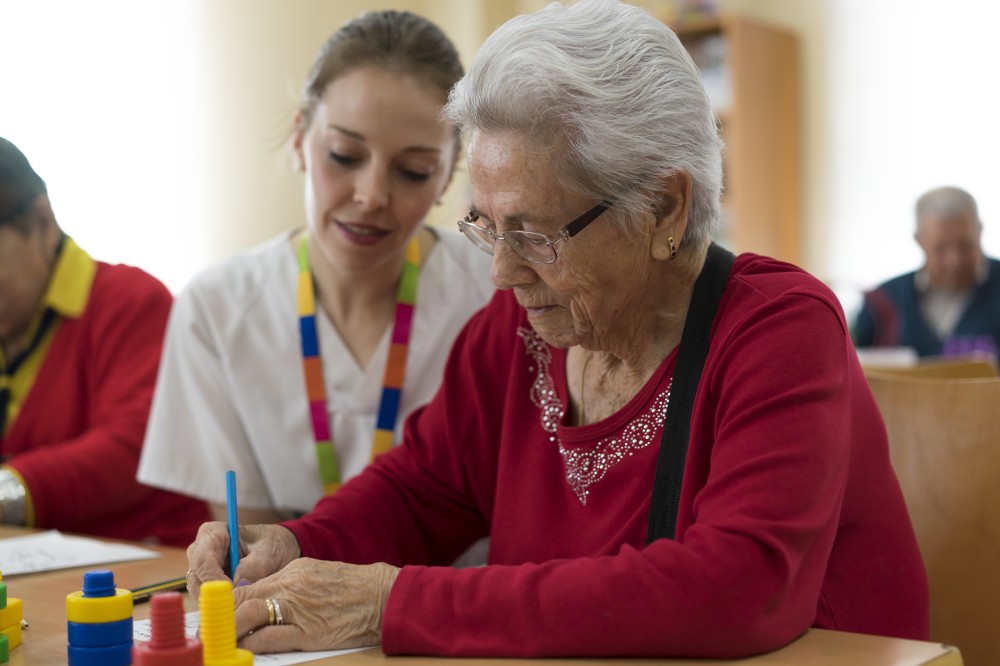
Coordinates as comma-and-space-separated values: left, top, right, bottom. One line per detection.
138, 228, 495, 513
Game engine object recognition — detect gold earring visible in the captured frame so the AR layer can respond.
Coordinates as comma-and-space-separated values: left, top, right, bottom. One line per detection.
667, 236, 677, 259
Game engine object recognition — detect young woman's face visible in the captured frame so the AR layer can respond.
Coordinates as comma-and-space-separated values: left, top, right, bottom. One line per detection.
293, 65, 456, 277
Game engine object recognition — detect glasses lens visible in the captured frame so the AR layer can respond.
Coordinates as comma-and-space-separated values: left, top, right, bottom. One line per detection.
459, 221, 496, 255
508, 231, 555, 264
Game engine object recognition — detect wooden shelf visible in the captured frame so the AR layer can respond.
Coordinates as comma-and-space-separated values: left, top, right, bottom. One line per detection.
671, 16, 723, 38
672, 14, 802, 266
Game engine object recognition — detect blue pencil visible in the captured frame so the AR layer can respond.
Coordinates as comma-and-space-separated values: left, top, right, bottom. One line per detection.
226, 470, 240, 580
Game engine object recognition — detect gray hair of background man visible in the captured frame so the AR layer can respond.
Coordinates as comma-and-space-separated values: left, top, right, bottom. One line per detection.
443, 0, 723, 248
915, 186, 981, 232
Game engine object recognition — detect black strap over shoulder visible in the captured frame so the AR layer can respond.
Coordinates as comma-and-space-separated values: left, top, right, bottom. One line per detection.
646, 242, 736, 544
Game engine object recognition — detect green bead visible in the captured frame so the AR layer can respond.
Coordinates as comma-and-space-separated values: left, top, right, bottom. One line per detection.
0, 581, 6, 609
0, 632, 8, 662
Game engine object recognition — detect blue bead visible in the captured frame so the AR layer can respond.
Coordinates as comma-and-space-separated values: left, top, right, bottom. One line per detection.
67, 618, 133, 647
82, 570, 116, 598
68, 641, 132, 666
376, 387, 401, 430
300, 316, 319, 356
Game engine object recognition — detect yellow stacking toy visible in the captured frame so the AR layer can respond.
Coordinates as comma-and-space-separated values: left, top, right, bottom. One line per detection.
66, 570, 134, 666
200, 580, 253, 666
0, 569, 23, 661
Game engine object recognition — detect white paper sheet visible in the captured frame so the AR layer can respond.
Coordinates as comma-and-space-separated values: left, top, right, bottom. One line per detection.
133, 611, 373, 664
0, 529, 160, 575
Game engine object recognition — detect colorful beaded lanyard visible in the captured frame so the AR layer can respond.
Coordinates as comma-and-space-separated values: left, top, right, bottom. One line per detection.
296, 234, 421, 495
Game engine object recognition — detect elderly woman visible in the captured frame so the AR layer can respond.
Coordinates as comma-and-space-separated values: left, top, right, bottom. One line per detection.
186, 0, 928, 658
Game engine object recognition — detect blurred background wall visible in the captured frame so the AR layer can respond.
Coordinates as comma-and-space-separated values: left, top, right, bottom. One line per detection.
2, 0, 998, 322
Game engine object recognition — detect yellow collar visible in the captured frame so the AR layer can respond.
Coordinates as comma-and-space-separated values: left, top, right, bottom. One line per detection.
43, 236, 97, 318
1, 237, 96, 364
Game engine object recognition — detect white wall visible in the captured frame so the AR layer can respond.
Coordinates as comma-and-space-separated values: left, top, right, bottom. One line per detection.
4, 0, 999, 304
0, 0, 211, 293
0, 0, 512, 293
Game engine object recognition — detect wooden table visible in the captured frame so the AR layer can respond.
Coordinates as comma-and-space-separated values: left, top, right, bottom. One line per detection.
0, 527, 962, 665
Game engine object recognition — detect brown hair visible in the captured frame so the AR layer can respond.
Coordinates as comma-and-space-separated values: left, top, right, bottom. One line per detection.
300, 10, 464, 133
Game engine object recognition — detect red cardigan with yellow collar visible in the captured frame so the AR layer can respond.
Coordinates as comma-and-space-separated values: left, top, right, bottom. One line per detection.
1, 256, 208, 546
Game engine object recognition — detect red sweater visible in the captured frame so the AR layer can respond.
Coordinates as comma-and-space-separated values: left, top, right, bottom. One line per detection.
286, 254, 928, 657
2, 262, 209, 546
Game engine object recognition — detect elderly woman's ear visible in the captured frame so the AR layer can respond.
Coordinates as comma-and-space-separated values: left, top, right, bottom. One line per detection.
650, 170, 693, 261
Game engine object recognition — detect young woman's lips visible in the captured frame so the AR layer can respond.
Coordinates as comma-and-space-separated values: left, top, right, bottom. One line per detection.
334, 220, 390, 246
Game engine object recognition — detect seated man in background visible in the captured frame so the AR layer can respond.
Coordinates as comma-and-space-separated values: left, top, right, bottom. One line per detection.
854, 186, 1000, 358
0, 137, 208, 545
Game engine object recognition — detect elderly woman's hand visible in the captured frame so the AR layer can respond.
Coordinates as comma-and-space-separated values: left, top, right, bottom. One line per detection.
186, 522, 300, 599
231, 558, 400, 653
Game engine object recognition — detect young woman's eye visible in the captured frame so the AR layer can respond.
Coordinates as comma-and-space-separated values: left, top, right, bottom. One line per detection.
328, 151, 359, 166
399, 169, 431, 183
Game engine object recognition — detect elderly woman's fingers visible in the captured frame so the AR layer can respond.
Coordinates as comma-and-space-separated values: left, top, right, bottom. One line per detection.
238, 625, 308, 655
233, 525, 301, 586
234, 596, 272, 639
186, 523, 300, 599
185, 521, 232, 599
231, 558, 399, 653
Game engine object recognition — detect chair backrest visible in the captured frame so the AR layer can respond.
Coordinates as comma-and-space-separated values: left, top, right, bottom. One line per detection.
865, 371, 1000, 666
863, 355, 998, 379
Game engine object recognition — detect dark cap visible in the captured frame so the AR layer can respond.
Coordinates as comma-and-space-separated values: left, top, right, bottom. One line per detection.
0, 137, 48, 223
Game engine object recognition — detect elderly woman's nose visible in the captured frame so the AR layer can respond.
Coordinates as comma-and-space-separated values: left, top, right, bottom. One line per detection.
490, 240, 530, 289
353, 166, 390, 211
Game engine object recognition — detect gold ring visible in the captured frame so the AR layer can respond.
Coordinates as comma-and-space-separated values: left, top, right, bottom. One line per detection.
185, 569, 194, 578
265, 598, 276, 626
273, 598, 284, 626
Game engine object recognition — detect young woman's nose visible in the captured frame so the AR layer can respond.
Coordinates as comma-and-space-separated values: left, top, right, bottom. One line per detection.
353, 165, 390, 212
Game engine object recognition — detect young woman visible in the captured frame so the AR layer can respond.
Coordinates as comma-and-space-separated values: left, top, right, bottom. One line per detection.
138, 11, 494, 524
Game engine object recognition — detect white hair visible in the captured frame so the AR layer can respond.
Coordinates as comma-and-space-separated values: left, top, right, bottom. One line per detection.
444, 0, 723, 247
915, 186, 981, 232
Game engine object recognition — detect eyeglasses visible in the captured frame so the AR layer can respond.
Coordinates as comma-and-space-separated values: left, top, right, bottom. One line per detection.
457, 201, 611, 264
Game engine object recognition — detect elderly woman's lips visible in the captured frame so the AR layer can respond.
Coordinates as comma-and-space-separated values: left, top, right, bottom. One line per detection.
524, 304, 555, 314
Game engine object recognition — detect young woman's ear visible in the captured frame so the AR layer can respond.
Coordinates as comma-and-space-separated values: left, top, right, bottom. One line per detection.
291, 110, 308, 172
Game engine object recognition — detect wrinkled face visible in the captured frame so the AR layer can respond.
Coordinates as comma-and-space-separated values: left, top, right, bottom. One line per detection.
916, 211, 982, 291
467, 130, 654, 350
0, 214, 52, 346
293, 66, 456, 276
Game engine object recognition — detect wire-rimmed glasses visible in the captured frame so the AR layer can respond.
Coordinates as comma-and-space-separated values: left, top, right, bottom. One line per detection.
456, 201, 611, 264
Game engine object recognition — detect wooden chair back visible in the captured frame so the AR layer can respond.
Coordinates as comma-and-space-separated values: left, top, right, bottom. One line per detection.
865, 371, 1000, 666
863, 355, 998, 379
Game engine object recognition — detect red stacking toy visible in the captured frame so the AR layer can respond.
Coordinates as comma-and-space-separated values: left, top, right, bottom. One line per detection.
132, 592, 202, 666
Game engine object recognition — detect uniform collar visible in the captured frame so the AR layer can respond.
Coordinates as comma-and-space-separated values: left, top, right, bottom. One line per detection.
42, 235, 97, 318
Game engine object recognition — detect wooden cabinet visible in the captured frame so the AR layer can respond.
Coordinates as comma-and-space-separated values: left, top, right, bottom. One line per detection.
673, 15, 802, 265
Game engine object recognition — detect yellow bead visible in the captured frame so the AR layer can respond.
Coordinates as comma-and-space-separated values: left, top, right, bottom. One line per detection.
0, 598, 21, 629
371, 429, 395, 458
200, 580, 253, 666
0, 621, 20, 649
66, 589, 133, 624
